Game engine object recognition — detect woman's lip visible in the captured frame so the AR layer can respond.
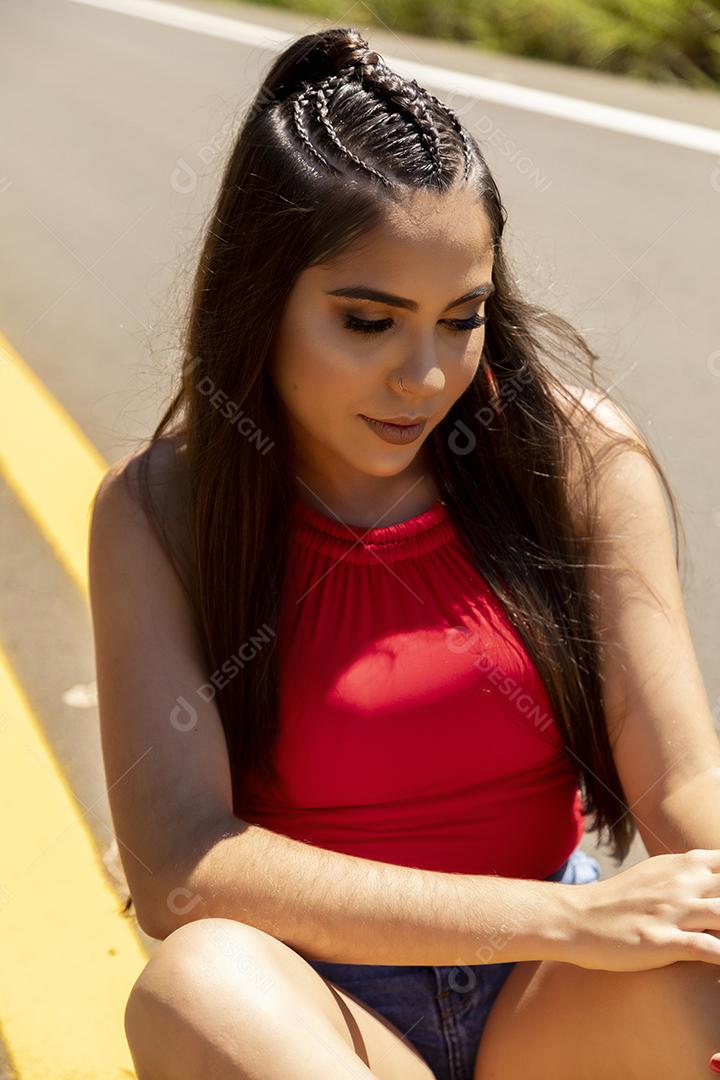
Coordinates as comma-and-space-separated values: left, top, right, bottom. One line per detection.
359, 414, 427, 444
359, 414, 426, 428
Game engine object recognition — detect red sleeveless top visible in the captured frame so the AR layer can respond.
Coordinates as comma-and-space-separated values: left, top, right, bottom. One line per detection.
236, 494, 585, 880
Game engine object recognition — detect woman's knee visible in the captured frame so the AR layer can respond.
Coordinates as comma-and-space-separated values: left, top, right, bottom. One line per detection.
126, 923, 284, 1038
128, 918, 288, 1019
124, 919, 298, 1078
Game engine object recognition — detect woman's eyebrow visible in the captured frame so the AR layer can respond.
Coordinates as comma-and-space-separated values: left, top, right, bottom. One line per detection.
324, 282, 495, 312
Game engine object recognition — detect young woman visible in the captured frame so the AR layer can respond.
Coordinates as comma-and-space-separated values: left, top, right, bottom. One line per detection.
89, 26, 720, 1080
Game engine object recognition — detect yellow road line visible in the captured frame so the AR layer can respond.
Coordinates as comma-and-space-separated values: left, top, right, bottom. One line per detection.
0, 331, 108, 602
0, 649, 143, 1079
0, 329, 147, 1078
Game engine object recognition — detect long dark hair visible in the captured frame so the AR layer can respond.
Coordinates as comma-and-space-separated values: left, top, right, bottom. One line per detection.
119, 27, 683, 921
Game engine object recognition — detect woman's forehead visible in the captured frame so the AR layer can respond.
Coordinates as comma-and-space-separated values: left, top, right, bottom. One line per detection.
325, 192, 492, 271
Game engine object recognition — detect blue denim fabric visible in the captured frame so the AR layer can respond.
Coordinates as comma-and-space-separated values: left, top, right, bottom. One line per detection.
306, 845, 601, 1080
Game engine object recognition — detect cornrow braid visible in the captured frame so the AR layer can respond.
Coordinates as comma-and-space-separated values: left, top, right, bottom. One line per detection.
288, 50, 474, 186
393, 77, 445, 180
421, 86, 475, 181
348, 57, 446, 181
313, 82, 392, 186
347, 50, 475, 181
290, 82, 339, 175
359, 58, 474, 183
289, 75, 392, 185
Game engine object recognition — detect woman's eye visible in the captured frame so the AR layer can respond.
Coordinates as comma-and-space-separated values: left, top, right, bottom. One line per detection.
446, 312, 489, 334
343, 312, 489, 335
343, 314, 394, 335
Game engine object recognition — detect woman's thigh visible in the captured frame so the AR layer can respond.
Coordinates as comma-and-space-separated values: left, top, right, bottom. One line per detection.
472, 953, 720, 1080
126, 916, 435, 1080
306, 846, 602, 1080
473, 848, 720, 1080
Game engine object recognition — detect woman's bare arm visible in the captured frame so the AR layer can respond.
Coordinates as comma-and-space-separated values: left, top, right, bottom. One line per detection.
147, 810, 579, 964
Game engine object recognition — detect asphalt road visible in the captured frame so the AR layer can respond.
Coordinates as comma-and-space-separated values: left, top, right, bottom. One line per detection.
1, 0, 719, 1075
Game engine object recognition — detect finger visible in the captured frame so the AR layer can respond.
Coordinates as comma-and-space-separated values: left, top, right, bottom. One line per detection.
687, 849, 720, 870
675, 931, 720, 964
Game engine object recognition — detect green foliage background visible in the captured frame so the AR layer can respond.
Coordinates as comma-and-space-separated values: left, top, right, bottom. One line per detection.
229, 0, 720, 89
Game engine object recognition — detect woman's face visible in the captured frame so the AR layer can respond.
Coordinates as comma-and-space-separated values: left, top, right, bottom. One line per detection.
269, 184, 495, 511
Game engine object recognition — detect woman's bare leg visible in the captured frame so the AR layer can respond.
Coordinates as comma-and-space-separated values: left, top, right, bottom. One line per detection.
125, 917, 435, 1080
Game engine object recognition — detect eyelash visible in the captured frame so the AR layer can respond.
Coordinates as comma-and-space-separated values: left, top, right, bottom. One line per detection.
343, 312, 489, 335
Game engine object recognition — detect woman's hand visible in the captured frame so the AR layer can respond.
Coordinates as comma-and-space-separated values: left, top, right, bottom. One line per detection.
560, 848, 720, 973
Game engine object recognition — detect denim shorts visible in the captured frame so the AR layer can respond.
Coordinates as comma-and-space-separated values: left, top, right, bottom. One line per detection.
306, 845, 601, 1080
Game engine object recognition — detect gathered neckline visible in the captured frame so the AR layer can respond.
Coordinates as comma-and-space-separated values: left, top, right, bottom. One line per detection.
290, 495, 454, 563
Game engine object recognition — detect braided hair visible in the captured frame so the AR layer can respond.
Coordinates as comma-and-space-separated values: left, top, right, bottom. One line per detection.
252, 29, 475, 189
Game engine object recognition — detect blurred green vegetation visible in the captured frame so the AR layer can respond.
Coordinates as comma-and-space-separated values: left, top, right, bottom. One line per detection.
229, 0, 720, 89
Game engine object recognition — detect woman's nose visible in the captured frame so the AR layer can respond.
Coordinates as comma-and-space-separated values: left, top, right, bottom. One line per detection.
394, 345, 445, 397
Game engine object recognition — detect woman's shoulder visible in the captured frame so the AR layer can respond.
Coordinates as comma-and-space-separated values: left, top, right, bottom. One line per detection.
551, 380, 646, 448
93, 431, 193, 577
97, 431, 187, 514
549, 381, 650, 537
